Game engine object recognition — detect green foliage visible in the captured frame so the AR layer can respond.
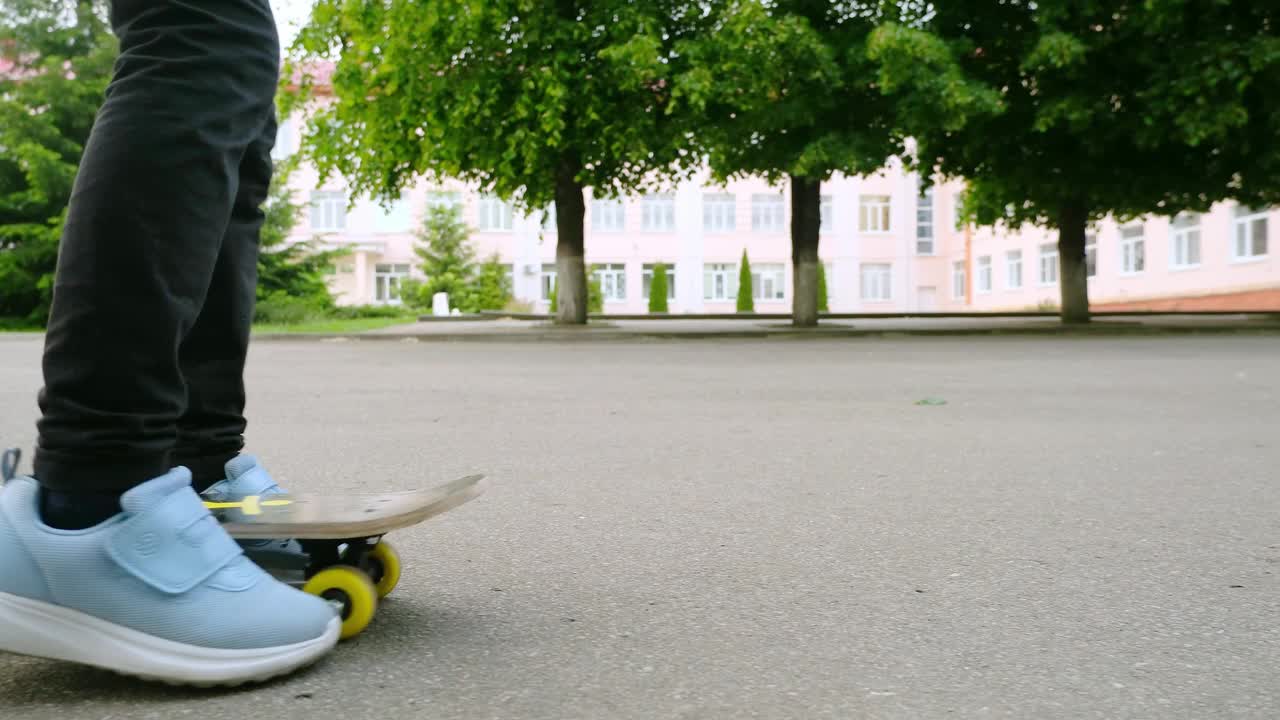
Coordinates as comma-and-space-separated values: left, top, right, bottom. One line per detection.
587, 267, 604, 314
817, 263, 829, 313
407, 205, 476, 311
256, 159, 343, 313
0, 1, 115, 324
648, 263, 669, 314
471, 254, 513, 312
736, 250, 754, 313
549, 278, 558, 315
328, 304, 408, 320
253, 291, 327, 325
869, 2, 1280, 318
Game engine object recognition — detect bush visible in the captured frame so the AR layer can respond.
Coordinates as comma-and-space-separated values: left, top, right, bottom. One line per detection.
254, 292, 326, 325
736, 249, 754, 313
471, 254, 513, 311
817, 263, 829, 313
648, 263, 670, 313
328, 304, 409, 320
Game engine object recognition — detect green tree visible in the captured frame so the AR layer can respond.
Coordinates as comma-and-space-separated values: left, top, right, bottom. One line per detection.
549, 277, 558, 315
869, 2, 1280, 323
587, 265, 604, 314
471, 254, 513, 312
255, 158, 343, 314
409, 205, 476, 311
647, 262, 669, 314
673, 1, 947, 326
289, 1, 705, 324
0, 0, 114, 325
736, 250, 754, 313
816, 262, 829, 313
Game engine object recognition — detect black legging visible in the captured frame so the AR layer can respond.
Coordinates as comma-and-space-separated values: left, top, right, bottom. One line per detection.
34, 0, 280, 493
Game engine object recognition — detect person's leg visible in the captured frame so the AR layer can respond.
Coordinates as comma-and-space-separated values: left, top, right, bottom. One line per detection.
0, 1, 340, 684
33, 0, 280, 526
173, 116, 276, 494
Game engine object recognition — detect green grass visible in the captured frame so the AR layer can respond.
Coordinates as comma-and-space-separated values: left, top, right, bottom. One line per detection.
252, 315, 417, 335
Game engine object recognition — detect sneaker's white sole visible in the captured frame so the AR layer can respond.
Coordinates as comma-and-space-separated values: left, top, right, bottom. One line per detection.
0, 591, 341, 687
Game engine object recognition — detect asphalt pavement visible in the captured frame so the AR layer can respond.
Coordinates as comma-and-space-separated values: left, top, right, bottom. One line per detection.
0, 334, 1276, 719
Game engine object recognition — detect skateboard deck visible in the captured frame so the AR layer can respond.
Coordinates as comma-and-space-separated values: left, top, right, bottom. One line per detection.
203, 473, 487, 540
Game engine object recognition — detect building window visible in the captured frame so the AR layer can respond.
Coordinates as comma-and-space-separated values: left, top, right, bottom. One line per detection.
541, 203, 557, 232
751, 194, 786, 233
916, 187, 934, 254
976, 255, 992, 293
1039, 243, 1058, 285
703, 263, 738, 301
478, 195, 513, 231
310, 191, 347, 231
374, 263, 411, 304
952, 261, 966, 298
820, 195, 834, 234
1233, 205, 1269, 259
642, 263, 677, 301
592, 198, 625, 233
642, 195, 675, 232
704, 194, 736, 233
860, 263, 892, 301
541, 264, 557, 301
954, 193, 966, 231
373, 196, 411, 233
1170, 213, 1201, 269
859, 195, 891, 233
593, 263, 626, 302
1006, 250, 1023, 289
752, 263, 786, 301
1120, 225, 1145, 274
1085, 232, 1098, 278
427, 191, 462, 210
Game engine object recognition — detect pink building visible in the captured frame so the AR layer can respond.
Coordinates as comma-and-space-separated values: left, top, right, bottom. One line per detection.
276, 115, 1278, 314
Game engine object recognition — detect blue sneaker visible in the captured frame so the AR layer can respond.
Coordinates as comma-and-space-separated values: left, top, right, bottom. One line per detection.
0, 468, 340, 686
202, 455, 308, 573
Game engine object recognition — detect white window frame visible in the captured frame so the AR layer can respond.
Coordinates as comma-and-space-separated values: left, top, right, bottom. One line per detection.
751, 263, 786, 302
374, 263, 411, 305
860, 263, 892, 302
751, 194, 786, 233
1085, 233, 1098, 278
916, 187, 935, 254
426, 191, 462, 214
541, 203, 557, 232
641, 195, 676, 233
859, 195, 891, 233
703, 194, 736, 233
819, 195, 834, 235
952, 261, 966, 299
641, 263, 677, 302
593, 263, 627, 302
703, 263, 738, 301
1119, 226, 1145, 275
310, 190, 347, 232
592, 199, 626, 233
478, 195, 513, 231
1232, 206, 1269, 261
976, 255, 992, 294
1170, 213, 1201, 270
1038, 243, 1059, 286
1006, 250, 1023, 289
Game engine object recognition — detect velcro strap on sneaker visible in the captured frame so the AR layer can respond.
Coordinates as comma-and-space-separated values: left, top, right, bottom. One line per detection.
106, 486, 244, 595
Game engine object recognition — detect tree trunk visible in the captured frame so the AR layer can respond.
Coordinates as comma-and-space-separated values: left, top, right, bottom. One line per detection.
790, 175, 822, 327
553, 159, 587, 325
1057, 200, 1090, 324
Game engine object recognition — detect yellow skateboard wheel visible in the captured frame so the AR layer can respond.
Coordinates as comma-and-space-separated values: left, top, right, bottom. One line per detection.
303, 566, 378, 640
365, 542, 402, 599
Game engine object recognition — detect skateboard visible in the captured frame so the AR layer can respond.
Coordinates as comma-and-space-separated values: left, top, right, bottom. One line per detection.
204, 473, 486, 640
